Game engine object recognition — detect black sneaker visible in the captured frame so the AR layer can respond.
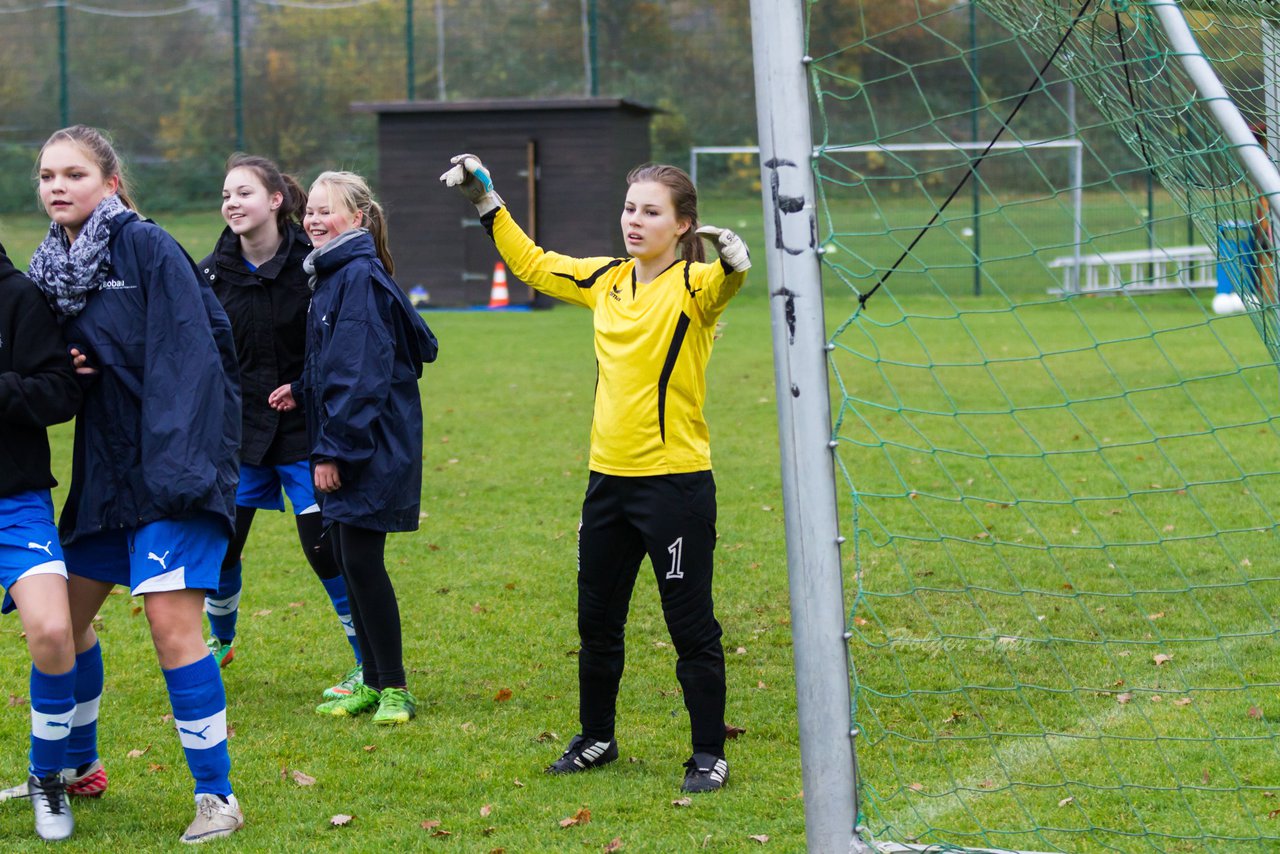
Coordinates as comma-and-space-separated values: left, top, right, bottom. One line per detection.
545, 734, 619, 774
681, 753, 729, 793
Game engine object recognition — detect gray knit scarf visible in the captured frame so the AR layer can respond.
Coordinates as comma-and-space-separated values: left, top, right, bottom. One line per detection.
28, 193, 129, 318
303, 227, 369, 291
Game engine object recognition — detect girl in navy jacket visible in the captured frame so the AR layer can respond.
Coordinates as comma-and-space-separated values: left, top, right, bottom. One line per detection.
199, 153, 363, 702
26, 126, 244, 842
269, 170, 437, 725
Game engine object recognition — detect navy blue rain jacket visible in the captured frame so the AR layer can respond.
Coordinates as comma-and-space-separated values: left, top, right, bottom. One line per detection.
303, 232, 437, 532
58, 211, 241, 544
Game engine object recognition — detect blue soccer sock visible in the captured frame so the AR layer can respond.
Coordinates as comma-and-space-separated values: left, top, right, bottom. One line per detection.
29, 665, 76, 777
64, 642, 103, 771
320, 573, 361, 664
163, 655, 232, 797
205, 558, 242, 644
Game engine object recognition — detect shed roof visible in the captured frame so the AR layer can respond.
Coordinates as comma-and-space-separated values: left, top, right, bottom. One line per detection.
351, 97, 659, 115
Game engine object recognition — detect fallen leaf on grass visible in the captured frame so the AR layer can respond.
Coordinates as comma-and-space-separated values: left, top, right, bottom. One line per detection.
7, 694, 25, 707
147, 763, 166, 773
480, 804, 492, 818
291, 770, 316, 786
253, 609, 272, 617
1058, 796, 1074, 807
979, 779, 994, 789
909, 782, 924, 792
1249, 706, 1264, 720
536, 731, 558, 743
431, 829, 452, 838
131, 606, 142, 616
1269, 808, 1280, 820
1116, 693, 1134, 705
363, 745, 377, 752
749, 835, 770, 844
559, 807, 591, 828
672, 797, 693, 808
126, 746, 150, 759
1174, 698, 1193, 707
1153, 654, 1173, 666
725, 724, 746, 739
421, 820, 441, 830
1147, 612, 1165, 621
330, 814, 353, 827
288, 602, 304, 609
472, 603, 488, 614
604, 838, 624, 852
513, 778, 524, 788
494, 688, 513, 702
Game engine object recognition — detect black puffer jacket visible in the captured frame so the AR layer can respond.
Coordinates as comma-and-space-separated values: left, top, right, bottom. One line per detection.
200, 222, 312, 467
0, 242, 80, 498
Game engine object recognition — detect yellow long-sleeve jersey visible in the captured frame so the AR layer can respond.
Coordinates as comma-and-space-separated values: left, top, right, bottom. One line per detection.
488, 207, 748, 476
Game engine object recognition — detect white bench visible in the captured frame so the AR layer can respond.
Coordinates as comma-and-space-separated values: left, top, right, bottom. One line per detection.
1048, 246, 1217, 294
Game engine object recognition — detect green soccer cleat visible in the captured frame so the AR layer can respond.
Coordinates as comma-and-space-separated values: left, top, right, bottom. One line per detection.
371, 686, 417, 725
315, 683, 380, 717
322, 664, 364, 701
206, 637, 234, 669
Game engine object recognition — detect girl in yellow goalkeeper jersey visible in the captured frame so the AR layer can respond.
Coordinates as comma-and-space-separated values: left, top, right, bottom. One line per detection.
441, 155, 750, 793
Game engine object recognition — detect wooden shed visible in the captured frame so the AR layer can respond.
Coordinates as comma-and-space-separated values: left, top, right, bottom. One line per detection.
351, 97, 657, 308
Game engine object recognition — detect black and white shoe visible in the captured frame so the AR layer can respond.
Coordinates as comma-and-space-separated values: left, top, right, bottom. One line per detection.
546, 734, 619, 774
681, 753, 729, 793
28, 773, 73, 841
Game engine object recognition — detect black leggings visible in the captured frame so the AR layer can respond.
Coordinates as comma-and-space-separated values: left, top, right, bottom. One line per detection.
220, 505, 342, 581
329, 523, 404, 691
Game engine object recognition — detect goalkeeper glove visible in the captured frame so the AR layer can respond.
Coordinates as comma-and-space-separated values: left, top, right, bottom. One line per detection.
695, 225, 751, 273
439, 153, 505, 216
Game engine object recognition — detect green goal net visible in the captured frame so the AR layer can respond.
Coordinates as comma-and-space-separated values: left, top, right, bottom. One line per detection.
812, 2, 1280, 850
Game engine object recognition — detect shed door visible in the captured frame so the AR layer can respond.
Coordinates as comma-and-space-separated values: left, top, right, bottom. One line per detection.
463, 140, 537, 306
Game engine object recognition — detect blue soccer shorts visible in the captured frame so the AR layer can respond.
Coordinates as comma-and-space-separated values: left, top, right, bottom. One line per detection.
63, 512, 228, 595
236, 460, 319, 515
0, 490, 66, 614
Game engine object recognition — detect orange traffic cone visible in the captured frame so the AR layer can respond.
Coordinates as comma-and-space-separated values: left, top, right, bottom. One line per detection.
488, 262, 510, 308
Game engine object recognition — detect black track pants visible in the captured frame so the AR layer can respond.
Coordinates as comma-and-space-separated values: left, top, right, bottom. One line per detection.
575, 470, 727, 757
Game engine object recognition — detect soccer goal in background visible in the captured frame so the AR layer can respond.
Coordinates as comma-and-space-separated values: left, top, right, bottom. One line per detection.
751, 1, 1280, 851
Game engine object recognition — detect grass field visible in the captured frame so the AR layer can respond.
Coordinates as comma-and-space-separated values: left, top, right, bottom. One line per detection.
0, 205, 804, 852
0, 186, 1277, 851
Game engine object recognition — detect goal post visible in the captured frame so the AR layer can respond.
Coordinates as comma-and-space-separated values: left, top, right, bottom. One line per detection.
693, 140, 1087, 292
750, 0, 1280, 850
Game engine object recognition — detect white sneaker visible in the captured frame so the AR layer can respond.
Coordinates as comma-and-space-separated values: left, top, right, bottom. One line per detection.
29, 773, 73, 841
180, 793, 243, 844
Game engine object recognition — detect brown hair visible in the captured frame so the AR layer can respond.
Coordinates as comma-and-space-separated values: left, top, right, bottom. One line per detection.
309, 170, 394, 275
37, 125, 137, 211
626, 163, 704, 263
225, 152, 306, 230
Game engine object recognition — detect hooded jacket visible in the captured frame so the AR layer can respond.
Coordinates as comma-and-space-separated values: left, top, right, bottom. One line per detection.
302, 231, 437, 532
0, 242, 80, 498
200, 221, 311, 467
57, 211, 241, 543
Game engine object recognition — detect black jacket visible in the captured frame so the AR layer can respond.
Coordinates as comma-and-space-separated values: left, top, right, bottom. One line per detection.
200, 222, 312, 467
0, 242, 81, 498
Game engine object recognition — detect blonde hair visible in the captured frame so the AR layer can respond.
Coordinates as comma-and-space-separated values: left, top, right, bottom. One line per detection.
37, 125, 137, 211
309, 170, 393, 274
